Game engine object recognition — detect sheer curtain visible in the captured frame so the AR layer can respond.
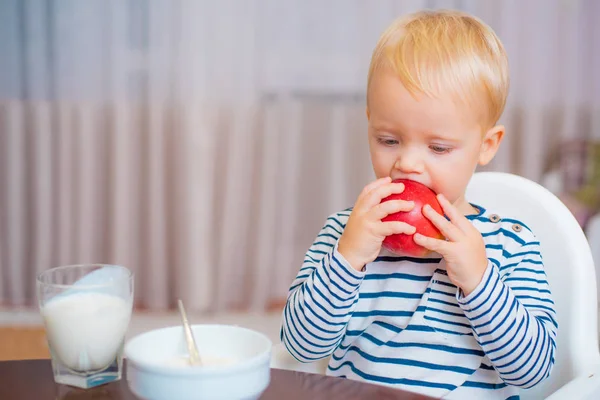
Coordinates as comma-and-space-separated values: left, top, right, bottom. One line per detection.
1, 0, 598, 311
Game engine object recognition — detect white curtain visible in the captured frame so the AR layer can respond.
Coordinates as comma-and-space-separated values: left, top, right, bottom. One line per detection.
1, 0, 598, 311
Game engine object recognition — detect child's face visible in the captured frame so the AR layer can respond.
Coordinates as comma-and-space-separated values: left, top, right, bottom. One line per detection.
366, 68, 503, 214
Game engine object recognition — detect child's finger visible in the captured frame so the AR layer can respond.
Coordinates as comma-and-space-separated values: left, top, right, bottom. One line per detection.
360, 177, 392, 198
361, 182, 405, 209
379, 221, 416, 237
422, 203, 462, 242
355, 178, 393, 213
437, 194, 472, 233
371, 200, 414, 220
413, 233, 448, 254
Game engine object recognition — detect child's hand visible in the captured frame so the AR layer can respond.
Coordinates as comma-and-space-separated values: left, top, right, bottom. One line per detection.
413, 194, 488, 295
338, 177, 416, 271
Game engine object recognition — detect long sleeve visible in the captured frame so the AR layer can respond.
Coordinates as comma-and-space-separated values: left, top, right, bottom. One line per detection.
281, 211, 365, 362
457, 241, 557, 388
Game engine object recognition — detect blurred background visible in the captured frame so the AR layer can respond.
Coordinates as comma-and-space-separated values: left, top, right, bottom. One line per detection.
0, 0, 599, 359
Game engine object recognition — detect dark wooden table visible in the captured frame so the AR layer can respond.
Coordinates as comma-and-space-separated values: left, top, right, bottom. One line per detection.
0, 359, 435, 399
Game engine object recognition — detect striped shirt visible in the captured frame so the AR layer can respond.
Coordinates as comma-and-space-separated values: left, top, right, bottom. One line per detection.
281, 204, 557, 399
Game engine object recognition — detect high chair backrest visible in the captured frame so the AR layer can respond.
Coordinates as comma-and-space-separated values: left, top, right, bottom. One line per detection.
466, 172, 600, 399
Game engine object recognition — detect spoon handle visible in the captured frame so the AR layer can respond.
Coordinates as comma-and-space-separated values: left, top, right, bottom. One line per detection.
178, 299, 202, 365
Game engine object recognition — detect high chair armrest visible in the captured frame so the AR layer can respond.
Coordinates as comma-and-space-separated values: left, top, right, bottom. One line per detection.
544, 368, 600, 400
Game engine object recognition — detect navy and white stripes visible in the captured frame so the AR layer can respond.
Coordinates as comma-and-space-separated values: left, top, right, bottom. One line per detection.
281, 205, 557, 399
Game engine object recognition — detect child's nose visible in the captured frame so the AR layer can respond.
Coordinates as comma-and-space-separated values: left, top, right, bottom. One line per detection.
393, 152, 424, 174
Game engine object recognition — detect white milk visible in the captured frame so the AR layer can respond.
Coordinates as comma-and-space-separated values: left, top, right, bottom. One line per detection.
41, 292, 132, 372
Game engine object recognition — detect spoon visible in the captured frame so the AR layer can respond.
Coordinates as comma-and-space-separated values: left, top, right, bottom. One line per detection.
177, 299, 202, 366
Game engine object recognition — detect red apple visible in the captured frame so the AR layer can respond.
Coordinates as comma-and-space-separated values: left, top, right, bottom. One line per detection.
381, 179, 444, 257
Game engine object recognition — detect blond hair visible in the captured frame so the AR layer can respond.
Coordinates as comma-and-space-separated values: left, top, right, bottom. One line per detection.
367, 10, 509, 128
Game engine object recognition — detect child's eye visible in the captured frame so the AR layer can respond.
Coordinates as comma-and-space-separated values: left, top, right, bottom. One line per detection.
430, 145, 452, 154
377, 138, 399, 146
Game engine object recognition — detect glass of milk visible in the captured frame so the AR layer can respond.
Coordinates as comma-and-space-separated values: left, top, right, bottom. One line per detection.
37, 264, 134, 389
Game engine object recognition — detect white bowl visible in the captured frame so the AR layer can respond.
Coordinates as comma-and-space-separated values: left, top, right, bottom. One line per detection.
124, 324, 272, 400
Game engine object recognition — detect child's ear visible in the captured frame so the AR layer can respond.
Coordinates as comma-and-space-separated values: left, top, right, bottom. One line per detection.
478, 125, 504, 166
366, 107, 370, 120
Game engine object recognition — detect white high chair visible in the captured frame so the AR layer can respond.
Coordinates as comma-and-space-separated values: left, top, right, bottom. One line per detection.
270, 172, 600, 399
